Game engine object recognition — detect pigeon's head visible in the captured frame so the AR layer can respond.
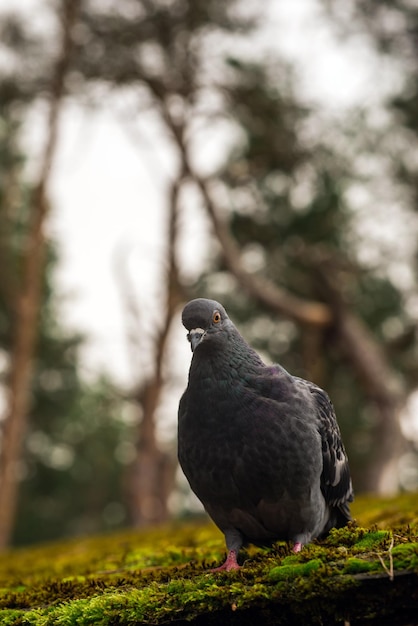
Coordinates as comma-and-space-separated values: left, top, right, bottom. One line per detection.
182, 298, 229, 352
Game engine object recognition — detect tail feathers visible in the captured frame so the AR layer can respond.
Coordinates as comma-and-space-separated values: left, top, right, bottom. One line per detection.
320, 502, 352, 538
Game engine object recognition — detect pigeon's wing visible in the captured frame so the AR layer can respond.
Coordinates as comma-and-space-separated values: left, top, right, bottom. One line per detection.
296, 378, 353, 510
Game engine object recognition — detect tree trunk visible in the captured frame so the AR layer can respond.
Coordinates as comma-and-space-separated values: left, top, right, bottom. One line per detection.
123, 170, 184, 526
336, 311, 404, 493
0, 0, 80, 549
127, 381, 177, 526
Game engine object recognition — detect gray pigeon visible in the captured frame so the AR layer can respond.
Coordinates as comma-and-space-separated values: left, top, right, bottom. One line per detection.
178, 298, 353, 571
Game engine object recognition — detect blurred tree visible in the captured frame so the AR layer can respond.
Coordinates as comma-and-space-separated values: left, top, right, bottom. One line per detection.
57, 0, 417, 494
0, 0, 81, 548
115, 172, 184, 527
319, 0, 418, 483
63, 0, 256, 525
321, 1, 418, 231
183, 59, 413, 494
2, 0, 418, 548
15, 376, 135, 546
0, 114, 134, 546
0, 1, 135, 547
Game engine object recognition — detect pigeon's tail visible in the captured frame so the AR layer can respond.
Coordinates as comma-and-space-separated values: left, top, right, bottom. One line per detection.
321, 501, 352, 538
334, 500, 352, 526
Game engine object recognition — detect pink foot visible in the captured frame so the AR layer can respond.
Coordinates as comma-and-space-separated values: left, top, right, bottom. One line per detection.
292, 542, 303, 553
211, 550, 241, 572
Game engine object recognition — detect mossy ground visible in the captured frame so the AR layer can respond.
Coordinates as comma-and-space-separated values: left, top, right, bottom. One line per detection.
0, 494, 417, 625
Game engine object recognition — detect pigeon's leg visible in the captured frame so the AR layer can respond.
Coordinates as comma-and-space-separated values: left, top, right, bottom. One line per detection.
211, 529, 242, 572
211, 549, 240, 572
291, 532, 307, 553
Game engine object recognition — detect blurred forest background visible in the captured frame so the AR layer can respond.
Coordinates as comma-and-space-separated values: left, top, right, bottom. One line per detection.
1, 0, 418, 550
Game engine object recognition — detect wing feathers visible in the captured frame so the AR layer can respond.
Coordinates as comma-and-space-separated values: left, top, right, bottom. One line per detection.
296, 378, 354, 509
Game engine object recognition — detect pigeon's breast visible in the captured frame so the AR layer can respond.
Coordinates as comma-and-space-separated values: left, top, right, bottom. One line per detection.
178, 365, 323, 513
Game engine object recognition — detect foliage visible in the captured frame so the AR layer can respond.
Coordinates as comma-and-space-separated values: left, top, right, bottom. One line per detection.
65, 0, 418, 494
15, 378, 135, 546
0, 0, 260, 547
0, 110, 131, 546
192, 56, 416, 491
2, 0, 418, 545
0, 493, 417, 625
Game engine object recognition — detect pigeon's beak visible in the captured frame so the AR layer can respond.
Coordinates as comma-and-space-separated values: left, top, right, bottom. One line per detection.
187, 328, 205, 352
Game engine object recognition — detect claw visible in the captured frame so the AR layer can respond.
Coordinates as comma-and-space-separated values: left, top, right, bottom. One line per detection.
210, 550, 240, 572
292, 542, 303, 553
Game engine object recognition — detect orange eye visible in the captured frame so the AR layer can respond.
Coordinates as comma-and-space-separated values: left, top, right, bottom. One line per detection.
213, 311, 221, 324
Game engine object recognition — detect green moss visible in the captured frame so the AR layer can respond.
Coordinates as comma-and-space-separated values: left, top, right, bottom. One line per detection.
269, 558, 323, 581
343, 557, 380, 574
391, 542, 418, 569
0, 494, 417, 625
353, 530, 390, 549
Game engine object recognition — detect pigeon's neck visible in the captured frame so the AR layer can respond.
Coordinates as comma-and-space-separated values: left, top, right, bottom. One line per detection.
189, 327, 264, 381
185, 329, 267, 428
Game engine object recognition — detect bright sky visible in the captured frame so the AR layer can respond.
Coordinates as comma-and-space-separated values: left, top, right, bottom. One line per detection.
48, 106, 171, 384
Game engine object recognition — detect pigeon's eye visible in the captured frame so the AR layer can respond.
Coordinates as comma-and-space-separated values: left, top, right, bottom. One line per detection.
213, 311, 221, 324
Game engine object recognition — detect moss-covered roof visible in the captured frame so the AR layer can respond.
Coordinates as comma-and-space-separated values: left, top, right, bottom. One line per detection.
1, 493, 417, 625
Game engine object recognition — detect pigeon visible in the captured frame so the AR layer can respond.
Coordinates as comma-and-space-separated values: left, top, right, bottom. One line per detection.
178, 298, 354, 571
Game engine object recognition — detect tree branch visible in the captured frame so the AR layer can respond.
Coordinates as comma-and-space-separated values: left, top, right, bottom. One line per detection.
316, 266, 405, 492
126, 167, 185, 526
152, 96, 332, 327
